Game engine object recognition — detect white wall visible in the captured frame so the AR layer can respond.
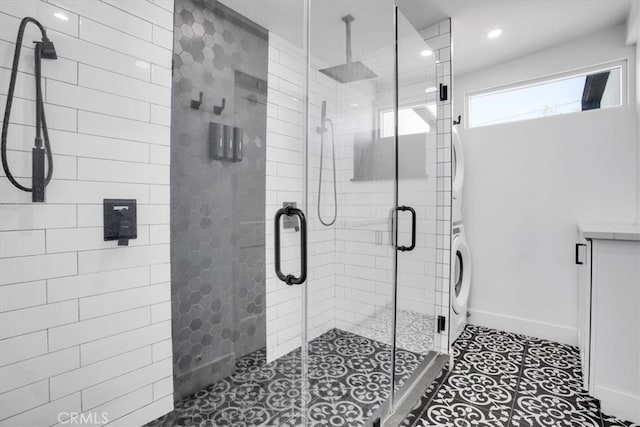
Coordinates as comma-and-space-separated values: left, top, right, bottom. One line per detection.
455, 24, 637, 345
631, 2, 640, 222
637, 38, 640, 223
0, 1, 174, 425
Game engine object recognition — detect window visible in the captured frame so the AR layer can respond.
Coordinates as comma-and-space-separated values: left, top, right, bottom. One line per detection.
467, 63, 624, 128
380, 103, 435, 137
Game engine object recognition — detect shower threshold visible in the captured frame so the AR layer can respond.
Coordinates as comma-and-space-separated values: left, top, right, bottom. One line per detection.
145, 325, 434, 427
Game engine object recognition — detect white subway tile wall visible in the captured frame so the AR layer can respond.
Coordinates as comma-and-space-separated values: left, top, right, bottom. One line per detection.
0, 1, 174, 426
332, 54, 397, 335
265, 20, 451, 359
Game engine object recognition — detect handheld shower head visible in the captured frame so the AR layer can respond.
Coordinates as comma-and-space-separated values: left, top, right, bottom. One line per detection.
2, 17, 57, 202
321, 100, 327, 124
316, 100, 327, 134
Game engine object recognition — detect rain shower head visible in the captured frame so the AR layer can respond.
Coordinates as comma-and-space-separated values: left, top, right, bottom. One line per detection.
319, 15, 377, 84
319, 61, 377, 84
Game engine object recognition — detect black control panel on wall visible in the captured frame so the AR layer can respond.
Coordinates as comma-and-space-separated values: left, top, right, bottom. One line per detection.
104, 199, 137, 246
209, 122, 243, 162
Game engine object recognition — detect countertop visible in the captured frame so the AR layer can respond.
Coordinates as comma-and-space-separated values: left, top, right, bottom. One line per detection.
577, 222, 640, 241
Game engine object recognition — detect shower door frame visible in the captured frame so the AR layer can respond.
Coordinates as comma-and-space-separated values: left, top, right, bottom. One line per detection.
380, 6, 446, 425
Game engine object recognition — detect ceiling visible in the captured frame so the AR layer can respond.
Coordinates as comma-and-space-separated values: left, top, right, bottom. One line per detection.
398, 0, 633, 75
218, 0, 402, 70
219, 0, 633, 77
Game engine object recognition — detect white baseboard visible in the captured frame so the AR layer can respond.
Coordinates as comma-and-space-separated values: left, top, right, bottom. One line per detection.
595, 385, 640, 424
467, 308, 578, 346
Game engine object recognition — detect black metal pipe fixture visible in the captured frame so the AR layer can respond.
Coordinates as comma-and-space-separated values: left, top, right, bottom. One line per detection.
1, 17, 57, 202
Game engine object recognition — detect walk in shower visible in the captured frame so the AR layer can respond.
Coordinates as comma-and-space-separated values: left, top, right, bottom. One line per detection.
151, 0, 452, 425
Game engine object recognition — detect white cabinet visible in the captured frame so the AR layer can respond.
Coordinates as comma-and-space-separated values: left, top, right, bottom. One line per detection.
576, 223, 640, 424
576, 238, 592, 390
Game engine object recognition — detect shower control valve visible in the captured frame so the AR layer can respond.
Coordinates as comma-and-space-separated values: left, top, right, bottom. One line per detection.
104, 199, 137, 246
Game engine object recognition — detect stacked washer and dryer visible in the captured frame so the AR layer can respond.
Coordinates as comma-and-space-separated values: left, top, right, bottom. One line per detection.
450, 130, 472, 344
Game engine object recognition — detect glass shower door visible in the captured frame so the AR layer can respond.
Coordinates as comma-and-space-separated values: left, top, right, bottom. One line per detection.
391, 9, 440, 408
165, 0, 445, 424
261, 1, 310, 425
303, 0, 399, 425
269, 2, 441, 424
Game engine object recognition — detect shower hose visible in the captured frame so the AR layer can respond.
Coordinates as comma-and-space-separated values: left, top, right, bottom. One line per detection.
1, 17, 54, 194
318, 118, 337, 226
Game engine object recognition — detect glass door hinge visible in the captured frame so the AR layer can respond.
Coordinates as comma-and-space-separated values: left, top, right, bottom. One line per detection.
437, 315, 446, 333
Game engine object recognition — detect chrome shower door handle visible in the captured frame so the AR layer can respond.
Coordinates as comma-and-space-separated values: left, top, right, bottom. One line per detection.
396, 205, 416, 252
274, 206, 307, 285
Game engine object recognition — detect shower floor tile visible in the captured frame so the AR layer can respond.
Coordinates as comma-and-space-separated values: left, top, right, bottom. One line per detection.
145, 328, 423, 427
405, 324, 640, 427
352, 308, 435, 355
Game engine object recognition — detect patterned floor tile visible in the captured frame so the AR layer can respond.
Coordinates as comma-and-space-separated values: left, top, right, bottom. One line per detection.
601, 414, 640, 427
146, 323, 638, 427
454, 350, 522, 380
449, 327, 475, 353
515, 363, 599, 416
206, 401, 272, 426
523, 340, 581, 372
307, 393, 367, 426
146, 328, 424, 427
432, 368, 517, 412
353, 308, 435, 355
407, 324, 637, 427
464, 329, 527, 358
416, 399, 509, 427
509, 393, 603, 427
401, 364, 449, 426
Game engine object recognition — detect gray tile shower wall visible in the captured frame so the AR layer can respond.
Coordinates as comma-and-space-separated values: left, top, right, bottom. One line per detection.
170, 0, 268, 401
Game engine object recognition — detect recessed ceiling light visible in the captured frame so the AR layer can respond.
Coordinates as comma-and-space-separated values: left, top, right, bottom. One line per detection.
420, 49, 433, 57
425, 87, 437, 94
53, 12, 69, 21
487, 28, 503, 39
135, 61, 150, 69
350, 103, 359, 107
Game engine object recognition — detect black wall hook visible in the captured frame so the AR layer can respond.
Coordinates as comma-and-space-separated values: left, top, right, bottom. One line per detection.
453, 115, 462, 125
213, 98, 226, 115
190, 91, 203, 109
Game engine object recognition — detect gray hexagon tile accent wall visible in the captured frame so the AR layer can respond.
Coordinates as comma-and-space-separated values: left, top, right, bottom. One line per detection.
171, 0, 268, 401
